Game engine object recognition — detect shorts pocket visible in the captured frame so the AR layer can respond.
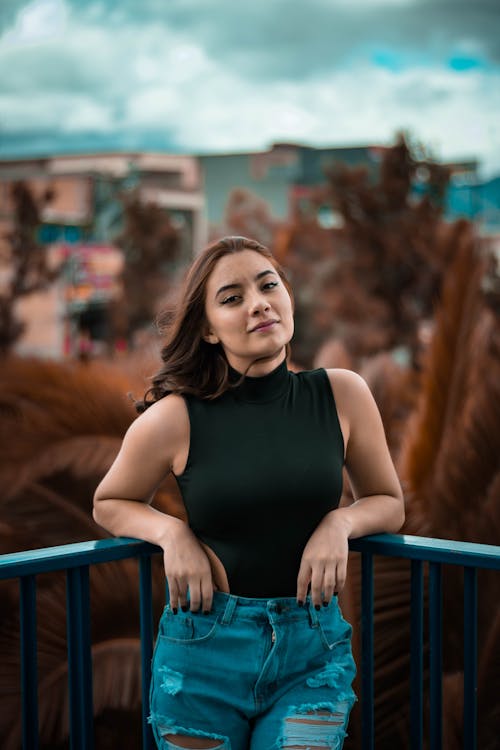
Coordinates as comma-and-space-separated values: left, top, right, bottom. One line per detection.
316, 607, 352, 652
159, 608, 219, 645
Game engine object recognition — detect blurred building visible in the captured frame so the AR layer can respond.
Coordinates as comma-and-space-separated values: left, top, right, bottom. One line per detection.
445, 166, 500, 236
200, 143, 500, 235
199, 143, 382, 232
0, 152, 205, 357
1, 144, 498, 358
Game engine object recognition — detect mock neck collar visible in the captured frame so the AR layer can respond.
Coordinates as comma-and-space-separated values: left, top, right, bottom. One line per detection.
228, 358, 290, 403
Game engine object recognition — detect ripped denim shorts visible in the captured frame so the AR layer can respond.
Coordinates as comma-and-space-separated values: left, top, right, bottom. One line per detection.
149, 590, 357, 750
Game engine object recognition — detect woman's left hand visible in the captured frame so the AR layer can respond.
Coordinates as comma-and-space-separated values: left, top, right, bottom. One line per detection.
296, 510, 350, 608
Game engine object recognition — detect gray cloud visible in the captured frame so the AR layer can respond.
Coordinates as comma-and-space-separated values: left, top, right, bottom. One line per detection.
70, 0, 500, 75
4, 0, 500, 82
0, 0, 22, 33
0, 0, 499, 173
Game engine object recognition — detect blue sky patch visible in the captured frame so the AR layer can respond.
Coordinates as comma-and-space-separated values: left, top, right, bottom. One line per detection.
447, 55, 484, 72
371, 49, 404, 73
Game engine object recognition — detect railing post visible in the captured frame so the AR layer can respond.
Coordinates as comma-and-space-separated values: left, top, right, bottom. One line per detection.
139, 555, 155, 750
361, 551, 374, 750
66, 565, 94, 750
463, 567, 477, 750
20, 575, 39, 750
429, 562, 442, 750
410, 560, 424, 750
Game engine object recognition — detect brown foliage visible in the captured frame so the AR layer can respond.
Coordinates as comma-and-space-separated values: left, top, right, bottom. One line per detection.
112, 193, 180, 342
337, 211, 499, 749
0, 182, 60, 355
350, 231, 500, 750
277, 135, 456, 368
360, 352, 420, 455
399, 233, 499, 543
221, 187, 279, 248
0, 356, 185, 749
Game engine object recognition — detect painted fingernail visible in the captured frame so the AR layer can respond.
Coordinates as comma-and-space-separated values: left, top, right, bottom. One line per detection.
172, 607, 178, 615
297, 600, 304, 607
315, 604, 321, 611
203, 610, 210, 615
181, 605, 188, 612
323, 600, 328, 607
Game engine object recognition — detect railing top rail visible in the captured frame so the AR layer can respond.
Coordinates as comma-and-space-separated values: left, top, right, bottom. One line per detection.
0, 537, 161, 580
0, 533, 499, 580
349, 533, 500, 569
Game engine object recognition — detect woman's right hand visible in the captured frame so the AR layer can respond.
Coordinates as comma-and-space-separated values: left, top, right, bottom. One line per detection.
161, 519, 227, 614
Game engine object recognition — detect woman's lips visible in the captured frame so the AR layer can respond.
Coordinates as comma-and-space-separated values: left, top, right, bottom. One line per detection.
251, 320, 278, 332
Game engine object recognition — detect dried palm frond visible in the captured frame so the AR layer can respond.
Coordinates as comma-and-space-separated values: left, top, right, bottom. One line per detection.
399, 225, 483, 523
0, 357, 185, 550
344, 230, 499, 748
0, 357, 139, 473
400, 279, 500, 677
0, 355, 183, 748
440, 610, 500, 750
360, 352, 420, 456
476, 609, 500, 750
428, 311, 500, 542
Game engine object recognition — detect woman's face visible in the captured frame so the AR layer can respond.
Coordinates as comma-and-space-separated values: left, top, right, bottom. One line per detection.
204, 249, 294, 375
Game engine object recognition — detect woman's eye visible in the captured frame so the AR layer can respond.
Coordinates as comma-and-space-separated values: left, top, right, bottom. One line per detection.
263, 281, 279, 291
221, 294, 240, 305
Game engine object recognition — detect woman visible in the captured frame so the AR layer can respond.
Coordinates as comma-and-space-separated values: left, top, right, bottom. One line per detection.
93, 236, 404, 750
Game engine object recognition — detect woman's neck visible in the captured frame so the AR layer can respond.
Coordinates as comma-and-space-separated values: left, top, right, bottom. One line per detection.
227, 348, 287, 378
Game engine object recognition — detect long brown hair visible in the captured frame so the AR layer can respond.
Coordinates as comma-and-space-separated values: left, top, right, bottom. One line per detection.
136, 236, 293, 410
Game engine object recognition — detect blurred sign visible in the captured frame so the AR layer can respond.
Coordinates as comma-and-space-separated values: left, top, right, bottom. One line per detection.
58, 244, 123, 307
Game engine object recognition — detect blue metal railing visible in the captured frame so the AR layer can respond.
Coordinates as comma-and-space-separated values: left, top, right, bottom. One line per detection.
0, 538, 160, 750
1, 533, 499, 750
348, 534, 500, 750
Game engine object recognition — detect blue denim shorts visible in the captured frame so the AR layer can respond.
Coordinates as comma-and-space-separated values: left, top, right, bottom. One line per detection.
149, 590, 357, 749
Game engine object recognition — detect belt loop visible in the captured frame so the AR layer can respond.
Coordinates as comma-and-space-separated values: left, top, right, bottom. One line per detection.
221, 595, 238, 625
307, 598, 319, 627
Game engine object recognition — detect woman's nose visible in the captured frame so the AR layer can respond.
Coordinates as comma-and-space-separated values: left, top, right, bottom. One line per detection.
249, 294, 270, 314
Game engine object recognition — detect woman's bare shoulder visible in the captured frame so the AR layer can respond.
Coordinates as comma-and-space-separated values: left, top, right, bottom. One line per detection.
324, 368, 371, 404
324, 367, 381, 428
139, 392, 188, 417
94, 394, 190, 503
127, 392, 189, 443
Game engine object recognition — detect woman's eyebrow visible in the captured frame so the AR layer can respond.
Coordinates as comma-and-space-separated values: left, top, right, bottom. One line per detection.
215, 269, 277, 298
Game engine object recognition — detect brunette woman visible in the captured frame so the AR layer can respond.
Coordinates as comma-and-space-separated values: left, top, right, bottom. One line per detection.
93, 236, 404, 750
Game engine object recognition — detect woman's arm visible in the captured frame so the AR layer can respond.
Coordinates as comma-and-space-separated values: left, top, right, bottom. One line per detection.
329, 368, 405, 537
93, 394, 187, 540
296, 369, 404, 607
93, 395, 220, 613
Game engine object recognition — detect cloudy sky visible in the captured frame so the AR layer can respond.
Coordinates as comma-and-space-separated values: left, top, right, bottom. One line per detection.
1, 0, 499, 175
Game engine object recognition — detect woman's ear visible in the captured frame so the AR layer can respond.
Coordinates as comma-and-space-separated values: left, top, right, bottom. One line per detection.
203, 331, 220, 345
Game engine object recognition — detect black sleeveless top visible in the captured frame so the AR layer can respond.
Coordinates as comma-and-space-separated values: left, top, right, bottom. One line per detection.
175, 359, 345, 597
